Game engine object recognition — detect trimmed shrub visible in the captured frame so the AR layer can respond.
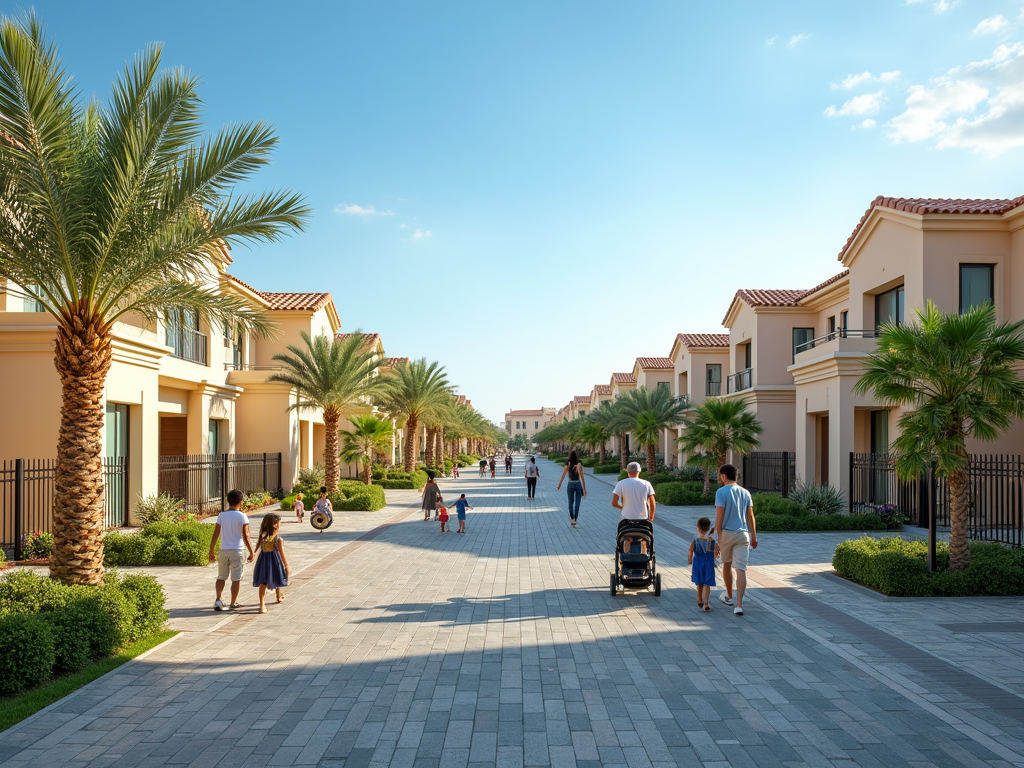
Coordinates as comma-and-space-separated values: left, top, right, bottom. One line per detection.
0, 614, 55, 694
657, 482, 716, 506
151, 537, 207, 566
104, 531, 161, 566
378, 479, 415, 489
42, 605, 97, 673
409, 470, 429, 490
594, 463, 621, 474
103, 521, 216, 567
119, 573, 169, 639
752, 494, 808, 517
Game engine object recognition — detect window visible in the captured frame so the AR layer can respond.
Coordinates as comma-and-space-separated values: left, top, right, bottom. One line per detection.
706, 364, 722, 396
22, 285, 45, 313
870, 410, 889, 455
827, 316, 836, 335
960, 264, 994, 313
743, 342, 752, 370
875, 285, 904, 330
656, 381, 669, 391
841, 310, 849, 330
534, 421, 538, 429
792, 328, 814, 361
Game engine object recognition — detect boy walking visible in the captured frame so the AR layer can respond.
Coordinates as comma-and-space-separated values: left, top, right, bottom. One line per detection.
714, 464, 758, 616
209, 489, 255, 611
455, 493, 472, 533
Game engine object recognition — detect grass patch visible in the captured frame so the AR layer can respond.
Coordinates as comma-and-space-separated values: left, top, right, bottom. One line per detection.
0, 630, 177, 733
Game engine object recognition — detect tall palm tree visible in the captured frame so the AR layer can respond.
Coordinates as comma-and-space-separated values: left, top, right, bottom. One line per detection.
589, 401, 625, 465
678, 398, 763, 493
618, 387, 690, 474
340, 415, 394, 485
577, 423, 609, 463
0, 18, 308, 584
269, 332, 381, 492
378, 358, 451, 471
854, 301, 1024, 571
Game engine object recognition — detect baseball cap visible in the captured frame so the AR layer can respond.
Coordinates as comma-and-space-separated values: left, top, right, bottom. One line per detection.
626, 461, 642, 474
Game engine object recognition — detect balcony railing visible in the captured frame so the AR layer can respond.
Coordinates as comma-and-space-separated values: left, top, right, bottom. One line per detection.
706, 381, 721, 397
794, 328, 878, 355
224, 363, 284, 372
727, 367, 752, 393
166, 325, 208, 365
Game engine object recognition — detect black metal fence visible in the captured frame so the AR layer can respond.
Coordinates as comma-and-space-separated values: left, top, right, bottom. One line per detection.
1, 457, 129, 558
850, 452, 1024, 547
742, 451, 795, 496
158, 452, 282, 513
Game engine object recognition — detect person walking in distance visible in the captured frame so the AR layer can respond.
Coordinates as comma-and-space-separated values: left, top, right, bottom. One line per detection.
524, 456, 539, 499
556, 449, 587, 527
209, 489, 255, 611
612, 462, 656, 553
489, 455, 496, 478
714, 464, 758, 616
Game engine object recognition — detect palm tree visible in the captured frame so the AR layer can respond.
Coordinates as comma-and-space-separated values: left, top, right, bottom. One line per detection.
378, 358, 451, 471
617, 387, 690, 474
589, 401, 625, 465
0, 18, 308, 584
677, 398, 763, 493
340, 415, 394, 485
577, 423, 609, 463
854, 301, 1024, 571
269, 332, 381, 492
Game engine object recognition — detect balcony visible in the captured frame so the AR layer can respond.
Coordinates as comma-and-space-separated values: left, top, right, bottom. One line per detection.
223, 363, 283, 372
727, 368, 752, 393
794, 328, 878, 355
166, 325, 208, 365
792, 329, 879, 367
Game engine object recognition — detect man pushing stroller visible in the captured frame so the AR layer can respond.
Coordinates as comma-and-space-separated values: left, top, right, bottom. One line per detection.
612, 462, 656, 550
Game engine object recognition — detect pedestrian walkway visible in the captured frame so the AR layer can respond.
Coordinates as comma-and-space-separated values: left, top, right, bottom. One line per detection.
2, 456, 1024, 766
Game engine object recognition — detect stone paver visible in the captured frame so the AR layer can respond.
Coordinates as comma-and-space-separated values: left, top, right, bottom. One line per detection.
2, 457, 1024, 767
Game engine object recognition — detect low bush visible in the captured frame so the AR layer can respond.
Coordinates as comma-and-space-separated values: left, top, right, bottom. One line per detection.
42, 605, 101, 674
615, 469, 685, 487
377, 479, 414, 489
593, 463, 622, 474
241, 491, 273, 512
676, 464, 710, 483
751, 492, 886, 532
0, 614, 56, 694
833, 537, 1024, 597
657, 482, 716, 506
134, 493, 185, 524
20, 531, 53, 561
789, 480, 846, 516
296, 463, 326, 488
751, 493, 808, 517
104, 521, 216, 567
103, 532, 162, 567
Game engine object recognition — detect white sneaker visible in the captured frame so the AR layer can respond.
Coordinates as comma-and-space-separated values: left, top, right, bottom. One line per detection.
734, 606, 744, 616
213, 599, 224, 612
719, 592, 733, 606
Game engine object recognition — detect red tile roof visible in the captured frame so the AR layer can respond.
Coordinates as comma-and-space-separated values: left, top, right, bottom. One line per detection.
838, 195, 1024, 262
225, 274, 261, 295
804, 270, 850, 297
636, 357, 674, 370
593, 384, 612, 395
336, 332, 383, 350
735, 289, 807, 308
259, 291, 333, 312
574, 395, 591, 405
382, 356, 408, 368
612, 372, 636, 384
675, 333, 730, 349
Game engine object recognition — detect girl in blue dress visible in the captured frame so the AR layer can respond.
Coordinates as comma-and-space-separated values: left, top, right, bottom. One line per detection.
688, 516, 717, 611
253, 514, 290, 613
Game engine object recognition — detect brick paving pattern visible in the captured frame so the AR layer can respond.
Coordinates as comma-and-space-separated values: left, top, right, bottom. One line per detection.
2, 457, 1024, 766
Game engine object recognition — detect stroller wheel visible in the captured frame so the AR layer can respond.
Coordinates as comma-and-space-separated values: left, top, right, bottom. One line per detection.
609, 573, 617, 597
653, 573, 662, 597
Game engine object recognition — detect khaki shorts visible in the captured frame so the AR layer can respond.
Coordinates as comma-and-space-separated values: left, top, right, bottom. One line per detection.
217, 549, 245, 582
718, 529, 750, 571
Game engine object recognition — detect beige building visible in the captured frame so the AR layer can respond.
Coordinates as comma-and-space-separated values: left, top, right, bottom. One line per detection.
505, 407, 556, 444
669, 333, 731, 467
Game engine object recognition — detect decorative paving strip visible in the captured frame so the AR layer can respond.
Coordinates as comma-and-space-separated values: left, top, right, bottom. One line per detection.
939, 622, 1024, 633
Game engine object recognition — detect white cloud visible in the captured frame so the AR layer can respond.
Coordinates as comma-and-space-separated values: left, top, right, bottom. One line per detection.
399, 223, 409, 229
825, 91, 885, 117
333, 204, 395, 217
974, 15, 1009, 34
886, 43, 1024, 153
788, 34, 809, 48
862, 118, 877, 128
765, 36, 777, 47
933, 0, 954, 11
832, 70, 901, 89
410, 229, 432, 240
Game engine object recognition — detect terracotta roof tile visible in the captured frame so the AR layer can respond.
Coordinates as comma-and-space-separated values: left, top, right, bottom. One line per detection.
675, 333, 730, 350
804, 269, 850, 297
225, 274, 261, 294
735, 289, 807, 308
636, 357, 674, 370
574, 395, 591, 405
258, 291, 333, 312
838, 195, 1024, 262
382, 356, 408, 367
593, 384, 612, 395
612, 372, 636, 384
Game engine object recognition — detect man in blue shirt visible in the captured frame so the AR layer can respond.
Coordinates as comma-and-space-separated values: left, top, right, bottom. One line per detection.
714, 464, 758, 616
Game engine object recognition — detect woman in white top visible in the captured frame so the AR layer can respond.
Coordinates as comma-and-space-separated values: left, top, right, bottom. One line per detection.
524, 456, 540, 499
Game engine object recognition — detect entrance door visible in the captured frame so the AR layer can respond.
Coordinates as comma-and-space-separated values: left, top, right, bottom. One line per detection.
870, 410, 890, 503
105, 403, 129, 527
208, 419, 222, 501
820, 415, 830, 486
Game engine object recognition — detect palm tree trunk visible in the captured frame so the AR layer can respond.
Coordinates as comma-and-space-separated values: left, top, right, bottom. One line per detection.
437, 427, 445, 469
599, 443, 606, 464
362, 452, 372, 485
702, 457, 711, 495
948, 467, 971, 571
646, 444, 657, 475
323, 408, 341, 492
51, 318, 113, 585
403, 415, 418, 472
425, 427, 435, 468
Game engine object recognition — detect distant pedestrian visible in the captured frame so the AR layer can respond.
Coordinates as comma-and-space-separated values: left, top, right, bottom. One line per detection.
209, 489, 255, 612
688, 516, 716, 611
439, 504, 450, 533
505, 455, 513, 474
556, 450, 587, 527
293, 492, 304, 524
524, 456, 539, 499
422, 471, 442, 521
489, 456, 496, 478
452, 463, 460, 478
455, 493, 472, 533
252, 513, 290, 614
479, 459, 488, 477
714, 464, 758, 616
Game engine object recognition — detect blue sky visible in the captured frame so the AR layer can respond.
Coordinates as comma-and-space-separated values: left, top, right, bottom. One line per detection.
30, 0, 1024, 424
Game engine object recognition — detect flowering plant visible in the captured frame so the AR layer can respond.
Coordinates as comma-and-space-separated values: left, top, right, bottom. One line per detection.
21, 530, 54, 560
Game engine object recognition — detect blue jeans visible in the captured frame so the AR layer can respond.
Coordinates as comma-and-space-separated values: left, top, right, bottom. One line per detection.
566, 480, 584, 520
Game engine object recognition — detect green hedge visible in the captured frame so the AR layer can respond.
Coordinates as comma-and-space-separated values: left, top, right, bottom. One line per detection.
616, 470, 686, 487
104, 521, 216, 567
0, 571, 167, 694
283, 481, 387, 512
751, 493, 887, 532
657, 481, 716, 506
594, 463, 622, 474
833, 536, 1024, 597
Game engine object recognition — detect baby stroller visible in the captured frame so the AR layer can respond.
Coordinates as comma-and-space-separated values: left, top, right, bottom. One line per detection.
611, 519, 661, 596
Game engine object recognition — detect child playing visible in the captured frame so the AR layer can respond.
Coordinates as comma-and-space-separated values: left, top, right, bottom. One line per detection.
439, 504, 450, 532
294, 492, 304, 524
312, 486, 334, 532
688, 516, 717, 611
252, 513, 290, 614
452, 463, 460, 478
455, 493, 471, 534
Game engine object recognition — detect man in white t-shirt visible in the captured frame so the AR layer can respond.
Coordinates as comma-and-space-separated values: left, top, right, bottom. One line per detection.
612, 462, 656, 554
208, 489, 254, 611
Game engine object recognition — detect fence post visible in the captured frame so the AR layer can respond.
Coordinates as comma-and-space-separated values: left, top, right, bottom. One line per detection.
14, 459, 24, 561
782, 452, 791, 498
848, 453, 854, 514
262, 453, 268, 492
927, 465, 937, 573
221, 454, 228, 511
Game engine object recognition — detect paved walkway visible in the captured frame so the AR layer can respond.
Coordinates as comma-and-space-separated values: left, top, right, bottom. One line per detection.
3, 457, 1024, 767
